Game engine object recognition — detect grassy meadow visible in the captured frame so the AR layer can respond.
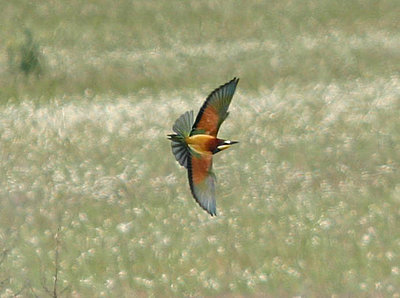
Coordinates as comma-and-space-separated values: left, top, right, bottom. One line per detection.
1, 0, 400, 296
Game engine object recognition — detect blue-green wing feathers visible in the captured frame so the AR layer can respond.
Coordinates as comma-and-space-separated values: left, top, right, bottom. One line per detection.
188, 154, 217, 216
192, 77, 239, 136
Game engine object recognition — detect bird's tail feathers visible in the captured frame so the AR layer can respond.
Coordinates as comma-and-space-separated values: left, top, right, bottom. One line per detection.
168, 110, 194, 168
172, 110, 194, 137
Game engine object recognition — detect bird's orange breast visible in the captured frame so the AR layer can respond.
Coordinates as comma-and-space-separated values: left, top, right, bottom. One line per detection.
185, 134, 218, 154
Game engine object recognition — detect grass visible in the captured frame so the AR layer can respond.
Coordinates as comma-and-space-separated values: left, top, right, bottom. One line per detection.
1, 0, 400, 296
1, 0, 399, 100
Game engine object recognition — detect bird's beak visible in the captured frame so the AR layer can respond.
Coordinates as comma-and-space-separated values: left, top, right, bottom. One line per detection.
217, 140, 239, 151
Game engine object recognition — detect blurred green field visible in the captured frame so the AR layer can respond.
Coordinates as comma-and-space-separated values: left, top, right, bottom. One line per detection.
1, 0, 400, 297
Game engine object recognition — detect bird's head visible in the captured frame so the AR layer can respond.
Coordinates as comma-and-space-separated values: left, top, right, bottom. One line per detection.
214, 139, 239, 153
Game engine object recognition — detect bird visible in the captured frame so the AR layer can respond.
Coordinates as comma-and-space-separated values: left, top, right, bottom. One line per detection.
168, 78, 239, 216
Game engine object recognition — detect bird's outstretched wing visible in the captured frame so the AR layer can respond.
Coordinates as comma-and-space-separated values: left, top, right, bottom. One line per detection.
192, 77, 239, 136
187, 153, 216, 216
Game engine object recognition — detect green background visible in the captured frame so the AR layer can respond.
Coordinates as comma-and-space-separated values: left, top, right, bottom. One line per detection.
1, 0, 399, 296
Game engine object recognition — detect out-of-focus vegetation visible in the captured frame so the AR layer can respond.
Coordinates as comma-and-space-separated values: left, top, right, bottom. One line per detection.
1, 0, 399, 296
1, 0, 399, 100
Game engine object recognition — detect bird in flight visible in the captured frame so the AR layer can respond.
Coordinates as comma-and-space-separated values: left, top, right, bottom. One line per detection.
168, 78, 239, 216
